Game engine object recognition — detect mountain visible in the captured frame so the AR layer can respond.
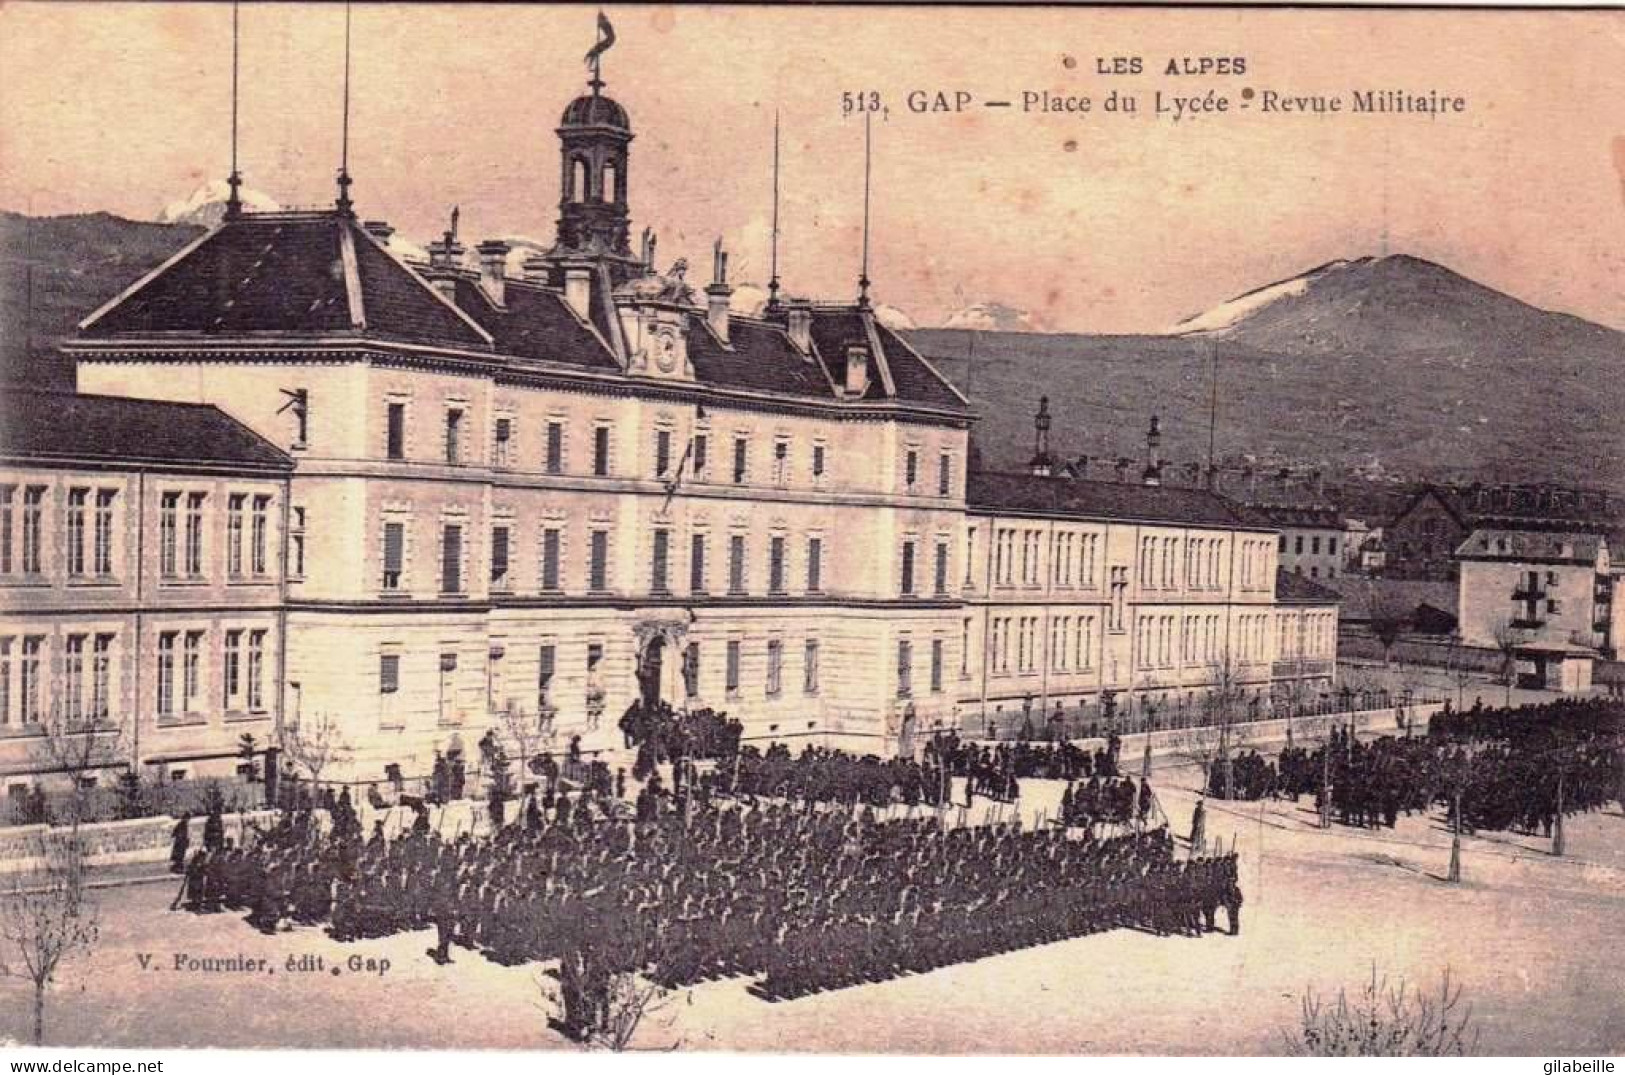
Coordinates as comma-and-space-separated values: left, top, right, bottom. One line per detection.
1, 211, 205, 387
942, 301, 1048, 333
908, 255, 1625, 496
158, 179, 281, 226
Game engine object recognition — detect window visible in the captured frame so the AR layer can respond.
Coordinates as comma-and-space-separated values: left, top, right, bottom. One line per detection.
1329, 537, 1338, 555
732, 436, 748, 484
592, 425, 611, 477
91, 634, 112, 720
290, 506, 306, 578
655, 429, 672, 478
182, 630, 203, 712
64, 634, 85, 721
900, 540, 916, 596
0, 638, 11, 726
65, 488, 87, 577
931, 639, 944, 693
812, 443, 826, 480
803, 639, 820, 695
380, 654, 400, 695
157, 632, 177, 717
689, 533, 707, 594
490, 525, 511, 590
1279, 534, 1287, 552
493, 418, 512, 468
682, 643, 700, 699
937, 453, 951, 496
961, 618, 971, 676
223, 630, 242, 708
441, 524, 463, 594
588, 530, 609, 591
537, 645, 556, 712
445, 409, 464, 465
934, 541, 949, 596
541, 528, 562, 591
386, 402, 406, 460
545, 421, 565, 474
766, 639, 783, 697
806, 536, 823, 593
905, 449, 918, 489
896, 640, 913, 697
773, 439, 790, 484
22, 486, 44, 574
247, 630, 265, 711
1294, 535, 1304, 555
1109, 566, 1128, 631
159, 492, 179, 577
184, 492, 205, 576
382, 522, 405, 591
692, 433, 708, 478
0, 486, 12, 574
651, 529, 670, 593
18, 636, 41, 724
226, 494, 246, 576
439, 651, 460, 725
768, 535, 786, 594
728, 534, 746, 594
251, 495, 270, 576
1311, 536, 1321, 555
964, 527, 976, 586
725, 640, 741, 696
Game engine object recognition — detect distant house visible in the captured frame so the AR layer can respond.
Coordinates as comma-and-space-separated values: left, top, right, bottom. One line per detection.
1243, 502, 1345, 581
1386, 482, 1617, 581
1454, 527, 1623, 692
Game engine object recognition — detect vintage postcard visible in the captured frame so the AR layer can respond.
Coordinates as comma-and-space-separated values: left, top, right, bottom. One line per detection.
0, 1, 1622, 1060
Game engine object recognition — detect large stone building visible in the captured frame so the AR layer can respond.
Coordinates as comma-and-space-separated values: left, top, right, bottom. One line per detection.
0, 388, 292, 798
10, 35, 1341, 785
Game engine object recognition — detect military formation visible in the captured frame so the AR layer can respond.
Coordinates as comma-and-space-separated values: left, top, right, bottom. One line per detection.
1202, 699, 1624, 839
170, 747, 1241, 1043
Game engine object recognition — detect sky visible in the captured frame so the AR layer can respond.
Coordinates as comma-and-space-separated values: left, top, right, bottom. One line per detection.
2, 3, 1622, 333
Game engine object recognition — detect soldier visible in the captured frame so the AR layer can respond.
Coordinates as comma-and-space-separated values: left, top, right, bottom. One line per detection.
168, 813, 191, 874
1189, 797, 1207, 853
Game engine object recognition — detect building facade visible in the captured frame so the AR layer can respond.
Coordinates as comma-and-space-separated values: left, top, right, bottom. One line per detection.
33, 38, 1341, 784
0, 389, 292, 797
1243, 502, 1346, 581
958, 470, 1338, 737
1455, 528, 1621, 689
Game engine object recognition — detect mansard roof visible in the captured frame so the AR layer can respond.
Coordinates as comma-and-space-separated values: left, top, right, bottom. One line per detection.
79, 212, 492, 349
71, 210, 969, 416
0, 387, 292, 472
965, 470, 1255, 529
1242, 501, 1344, 530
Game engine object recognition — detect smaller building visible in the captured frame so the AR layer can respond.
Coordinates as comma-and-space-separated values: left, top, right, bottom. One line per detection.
1244, 502, 1345, 581
1455, 527, 1621, 690
0, 388, 293, 798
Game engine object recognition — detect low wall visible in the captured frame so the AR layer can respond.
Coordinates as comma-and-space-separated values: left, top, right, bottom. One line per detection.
0, 809, 281, 877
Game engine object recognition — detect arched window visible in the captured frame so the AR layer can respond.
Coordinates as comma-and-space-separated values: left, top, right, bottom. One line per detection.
572, 158, 589, 203
602, 160, 619, 204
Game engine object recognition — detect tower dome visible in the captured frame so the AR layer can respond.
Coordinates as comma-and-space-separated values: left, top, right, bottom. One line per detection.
560, 93, 630, 131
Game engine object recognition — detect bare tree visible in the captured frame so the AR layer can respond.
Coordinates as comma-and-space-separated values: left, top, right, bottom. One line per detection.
1490, 620, 1522, 707
1282, 965, 1479, 1056
1189, 650, 1252, 799
280, 710, 346, 787
0, 836, 101, 1045
1444, 633, 1477, 711
28, 693, 131, 833
496, 700, 552, 791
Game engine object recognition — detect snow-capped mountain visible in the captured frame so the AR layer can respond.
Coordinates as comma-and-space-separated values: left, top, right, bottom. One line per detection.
941, 302, 1047, 333
1171, 260, 1353, 335
157, 180, 280, 226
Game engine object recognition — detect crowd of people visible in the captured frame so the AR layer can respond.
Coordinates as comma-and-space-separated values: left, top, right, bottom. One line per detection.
1060, 775, 1158, 831
729, 743, 955, 809
926, 733, 1123, 784
172, 765, 1240, 1040
1201, 699, 1623, 838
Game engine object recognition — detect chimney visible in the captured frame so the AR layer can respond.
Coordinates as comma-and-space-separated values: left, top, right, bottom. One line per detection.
564, 267, 592, 319
1029, 397, 1053, 476
785, 298, 813, 354
476, 239, 510, 307
1141, 414, 1162, 485
705, 238, 732, 343
845, 345, 870, 398
424, 223, 465, 303
362, 220, 395, 243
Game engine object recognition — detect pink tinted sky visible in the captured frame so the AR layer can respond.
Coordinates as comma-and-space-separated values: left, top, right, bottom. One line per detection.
2, 2, 1622, 332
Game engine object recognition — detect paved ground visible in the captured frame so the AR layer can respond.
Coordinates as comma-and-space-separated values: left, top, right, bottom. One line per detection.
3, 758, 1621, 1053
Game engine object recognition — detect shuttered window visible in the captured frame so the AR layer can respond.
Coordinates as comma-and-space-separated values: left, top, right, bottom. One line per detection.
382, 523, 405, 590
